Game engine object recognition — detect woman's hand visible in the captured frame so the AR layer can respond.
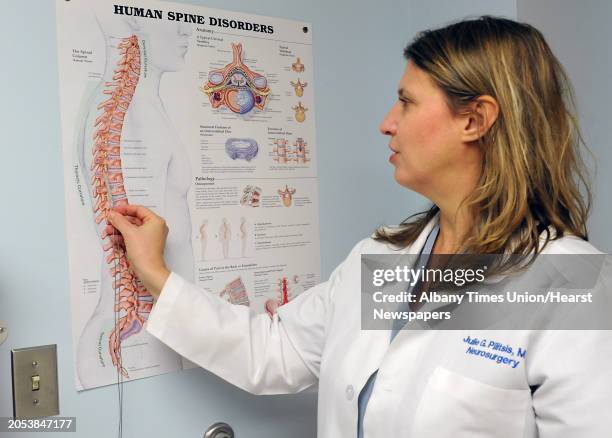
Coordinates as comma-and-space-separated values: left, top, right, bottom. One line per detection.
106, 205, 171, 299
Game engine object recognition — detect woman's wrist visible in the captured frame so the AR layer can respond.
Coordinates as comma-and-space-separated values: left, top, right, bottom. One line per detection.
141, 265, 171, 299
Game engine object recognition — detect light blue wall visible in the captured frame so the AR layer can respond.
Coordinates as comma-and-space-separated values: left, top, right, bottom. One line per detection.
17, 0, 612, 437
406, 0, 516, 30
517, 0, 612, 253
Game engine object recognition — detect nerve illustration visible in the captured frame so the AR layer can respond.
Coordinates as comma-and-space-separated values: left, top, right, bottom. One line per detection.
201, 43, 270, 114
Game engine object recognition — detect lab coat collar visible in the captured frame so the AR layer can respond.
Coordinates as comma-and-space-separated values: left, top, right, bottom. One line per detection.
400, 211, 440, 255
397, 211, 525, 285
353, 214, 442, 397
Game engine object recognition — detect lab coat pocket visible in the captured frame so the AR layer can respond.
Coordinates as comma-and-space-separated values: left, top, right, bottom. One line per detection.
411, 367, 530, 438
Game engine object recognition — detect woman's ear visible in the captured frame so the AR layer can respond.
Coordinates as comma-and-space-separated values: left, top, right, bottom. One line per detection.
461, 95, 499, 143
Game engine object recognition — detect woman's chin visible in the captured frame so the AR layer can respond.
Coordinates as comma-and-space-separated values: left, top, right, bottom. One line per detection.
393, 169, 417, 190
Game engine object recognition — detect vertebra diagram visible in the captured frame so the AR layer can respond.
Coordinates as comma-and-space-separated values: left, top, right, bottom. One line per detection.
272, 137, 310, 164
291, 57, 304, 73
290, 78, 307, 97
201, 43, 270, 114
294, 137, 310, 163
241, 185, 261, 207
278, 185, 296, 207
292, 102, 308, 123
90, 35, 152, 378
272, 138, 289, 164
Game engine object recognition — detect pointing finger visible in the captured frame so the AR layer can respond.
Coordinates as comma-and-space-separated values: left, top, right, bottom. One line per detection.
107, 210, 135, 235
112, 204, 158, 223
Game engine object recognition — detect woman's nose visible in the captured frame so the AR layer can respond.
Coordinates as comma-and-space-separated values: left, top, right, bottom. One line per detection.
379, 108, 396, 136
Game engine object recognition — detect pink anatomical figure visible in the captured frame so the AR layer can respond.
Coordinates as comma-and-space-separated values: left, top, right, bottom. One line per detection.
239, 217, 247, 258
198, 220, 208, 261
201, 43, 270, 114
218, 218, 232, 258
278, 185, 296, 207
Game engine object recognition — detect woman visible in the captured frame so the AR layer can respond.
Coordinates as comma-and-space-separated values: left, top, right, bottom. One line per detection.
107, 16, 611, 437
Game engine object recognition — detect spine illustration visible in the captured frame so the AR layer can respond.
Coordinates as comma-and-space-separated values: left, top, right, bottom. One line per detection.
90, 35, 152, 378
265, 276, 296, 318
271, 138, 310, 164
279, 277, 289, 305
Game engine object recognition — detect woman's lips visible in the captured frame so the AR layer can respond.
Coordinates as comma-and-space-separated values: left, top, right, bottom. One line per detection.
389, 151, 398, 163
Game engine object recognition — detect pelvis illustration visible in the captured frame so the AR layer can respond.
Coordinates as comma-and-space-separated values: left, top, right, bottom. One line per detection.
201, 43, 270, 114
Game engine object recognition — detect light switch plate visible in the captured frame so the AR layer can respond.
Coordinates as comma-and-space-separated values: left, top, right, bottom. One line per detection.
11, 344, 59, 418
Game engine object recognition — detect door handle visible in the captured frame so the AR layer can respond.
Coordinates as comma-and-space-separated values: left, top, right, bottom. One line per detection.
203, 422, 234, 438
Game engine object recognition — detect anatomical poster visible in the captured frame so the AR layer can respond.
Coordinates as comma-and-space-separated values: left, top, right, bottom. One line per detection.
56, 0, 320, 390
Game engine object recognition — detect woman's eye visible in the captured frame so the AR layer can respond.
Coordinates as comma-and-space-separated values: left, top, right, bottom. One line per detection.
399, 98, 411, 108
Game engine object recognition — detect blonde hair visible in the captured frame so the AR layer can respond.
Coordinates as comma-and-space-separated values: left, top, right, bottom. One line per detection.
375, 16, 592, 272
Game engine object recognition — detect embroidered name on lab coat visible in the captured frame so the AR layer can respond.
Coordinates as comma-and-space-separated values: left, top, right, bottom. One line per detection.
463, 335, 527, 369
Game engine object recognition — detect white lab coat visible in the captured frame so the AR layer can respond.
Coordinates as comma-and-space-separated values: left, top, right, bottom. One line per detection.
145, 213, 612, 437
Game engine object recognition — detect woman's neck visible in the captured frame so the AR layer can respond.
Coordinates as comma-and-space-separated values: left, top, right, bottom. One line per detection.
433, 205, 474, 254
